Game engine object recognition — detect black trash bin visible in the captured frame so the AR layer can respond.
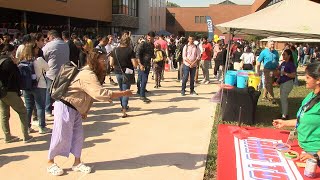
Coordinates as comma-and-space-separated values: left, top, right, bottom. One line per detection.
221, 87, 261, 125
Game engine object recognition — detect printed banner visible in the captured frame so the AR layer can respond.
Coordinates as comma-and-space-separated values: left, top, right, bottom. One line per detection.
8, 29, 19, 35
206, 16, 214, 42
234, 137, 303, 180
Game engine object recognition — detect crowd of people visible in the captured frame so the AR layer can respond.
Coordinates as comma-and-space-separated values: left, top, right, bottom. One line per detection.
1, 29, 320, 175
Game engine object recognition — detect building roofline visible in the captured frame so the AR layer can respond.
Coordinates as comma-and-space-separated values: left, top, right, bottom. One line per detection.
167, 4, 251, 9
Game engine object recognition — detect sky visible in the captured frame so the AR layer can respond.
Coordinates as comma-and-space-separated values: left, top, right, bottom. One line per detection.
168, 0, 255, 7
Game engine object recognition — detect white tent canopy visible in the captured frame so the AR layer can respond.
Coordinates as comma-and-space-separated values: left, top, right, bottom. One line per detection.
216, 0, 320, 39
260, 37, 320, 42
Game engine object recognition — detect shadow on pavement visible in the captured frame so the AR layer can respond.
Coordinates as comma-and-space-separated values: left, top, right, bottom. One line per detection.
132, 106, 200, 117
0, 120, 126, 156
0, 137, 111, 156
152, 96, 208, 103
87, 152, 206, 171
0, 155, 29, 167
90, 105, 199, 117
83, 121, 130, 138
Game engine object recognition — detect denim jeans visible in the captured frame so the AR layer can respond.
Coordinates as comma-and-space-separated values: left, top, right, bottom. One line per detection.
302, 55, 310, 66
177, 62, 183, 80
137, 67, 150, 97
45, 77, 53, 114
181, 64, 196, 93
115, 73, 131, 108
23, 88, 47, 128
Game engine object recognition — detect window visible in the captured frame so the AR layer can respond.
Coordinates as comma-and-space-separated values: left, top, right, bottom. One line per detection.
200, 16, 206, 23
195, 16, 200, 23
112, 0, 138, 17
195, 16, 206, 24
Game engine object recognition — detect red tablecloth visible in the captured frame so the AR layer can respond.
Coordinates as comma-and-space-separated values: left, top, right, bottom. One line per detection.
217, 124, 320, 180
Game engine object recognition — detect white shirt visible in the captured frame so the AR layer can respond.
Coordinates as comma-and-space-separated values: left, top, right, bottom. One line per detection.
105, 44, 114, 54
33, 57, 49, 88
240, 52, 255, 64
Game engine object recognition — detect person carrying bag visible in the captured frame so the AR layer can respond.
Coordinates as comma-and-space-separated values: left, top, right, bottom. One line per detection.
110, 35, 137, 118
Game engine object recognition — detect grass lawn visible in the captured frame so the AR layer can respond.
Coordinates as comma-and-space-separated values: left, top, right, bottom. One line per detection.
203, 69, 311, 180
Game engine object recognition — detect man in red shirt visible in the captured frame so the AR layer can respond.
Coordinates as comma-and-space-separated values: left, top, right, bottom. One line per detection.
200, 37, 213, 84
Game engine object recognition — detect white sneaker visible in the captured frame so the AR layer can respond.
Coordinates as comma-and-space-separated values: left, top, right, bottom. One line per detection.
205, 81, 210, 84
201, 79, 206, 84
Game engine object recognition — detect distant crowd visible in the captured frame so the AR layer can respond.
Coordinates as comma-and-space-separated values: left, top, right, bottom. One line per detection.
1, 30, 320, 175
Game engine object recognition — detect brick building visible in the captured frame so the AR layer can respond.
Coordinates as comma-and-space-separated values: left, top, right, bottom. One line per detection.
0, 0, 112, 35
166, 0, 320, 38
166, 4, 252, 37
0, 0, 165, 36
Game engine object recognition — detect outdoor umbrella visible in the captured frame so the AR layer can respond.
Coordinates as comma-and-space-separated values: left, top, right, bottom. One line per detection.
216, 0, 320, 39
156, 30, 172, 36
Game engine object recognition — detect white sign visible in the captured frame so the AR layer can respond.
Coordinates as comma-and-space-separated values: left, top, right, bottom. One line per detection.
235, 137, 303, 180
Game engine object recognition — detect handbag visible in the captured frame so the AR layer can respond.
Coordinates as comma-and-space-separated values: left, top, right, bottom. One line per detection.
114, 48, 136, 84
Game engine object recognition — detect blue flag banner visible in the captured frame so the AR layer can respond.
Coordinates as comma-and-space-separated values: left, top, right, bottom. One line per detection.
206, 16, 214, 42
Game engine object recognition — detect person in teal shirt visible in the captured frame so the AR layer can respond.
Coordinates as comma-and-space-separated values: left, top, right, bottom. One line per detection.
273, 62, 320, 162
256, 40, 279, 104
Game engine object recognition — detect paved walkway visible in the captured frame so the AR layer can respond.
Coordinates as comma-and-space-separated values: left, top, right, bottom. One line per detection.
0, 70, 219, 180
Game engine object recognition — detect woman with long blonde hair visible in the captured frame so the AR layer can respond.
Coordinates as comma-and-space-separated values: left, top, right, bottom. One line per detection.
20, 43, 50, 134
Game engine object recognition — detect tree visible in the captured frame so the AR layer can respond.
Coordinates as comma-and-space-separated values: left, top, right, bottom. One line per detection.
244, 35, 264, 42
167, 1, 180, 7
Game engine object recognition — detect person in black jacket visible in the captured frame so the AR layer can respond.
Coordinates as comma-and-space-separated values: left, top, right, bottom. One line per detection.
62, 31, 79, 65
0, 44, 33, 143
215, 44, 228, 81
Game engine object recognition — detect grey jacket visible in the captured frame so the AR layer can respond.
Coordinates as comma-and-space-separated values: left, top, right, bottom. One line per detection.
42, 38, 70, 80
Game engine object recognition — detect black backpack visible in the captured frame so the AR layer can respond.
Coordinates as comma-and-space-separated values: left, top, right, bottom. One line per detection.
18, 59, 38, 90
49, 61, 79, 101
